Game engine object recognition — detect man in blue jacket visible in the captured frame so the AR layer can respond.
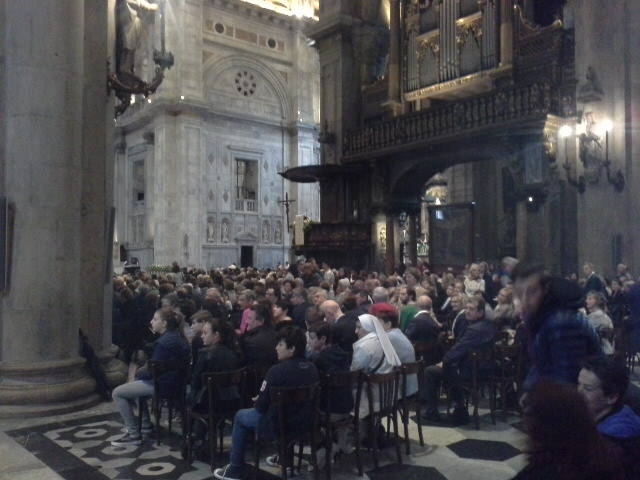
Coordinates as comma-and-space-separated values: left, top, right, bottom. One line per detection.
578, 356, 640, 478
214, 327, 318, 480
514, 263, 602, 409
421, 296, 496, 425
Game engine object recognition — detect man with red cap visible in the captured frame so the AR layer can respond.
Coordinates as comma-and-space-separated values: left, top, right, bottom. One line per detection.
371, 303, 418, 396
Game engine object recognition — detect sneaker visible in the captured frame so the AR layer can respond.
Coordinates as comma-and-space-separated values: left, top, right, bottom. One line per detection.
214, 464, 243, 480
111, 432, 142, 446
265, 454, 280, 467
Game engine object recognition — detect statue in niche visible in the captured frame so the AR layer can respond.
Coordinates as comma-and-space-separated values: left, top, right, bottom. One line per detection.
274, 221, 283, 244
221, 219, 230, 243
262, 220, 271, 243
579, 112, 605, 184
206, 216, 216, 243
116, 0, 158, 78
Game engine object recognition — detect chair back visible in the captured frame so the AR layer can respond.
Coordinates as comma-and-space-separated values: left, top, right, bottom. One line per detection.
270, 382, 321, 439
400, 360, 424, 398
469, 344, 494, 388
364, 370, 400, 418
247, 363, 271, 403
203, 367, 248, 416
320, 369, 363, 420
412, 341, 440, 366
493, 342, 523, 385
150, 357, 190, 401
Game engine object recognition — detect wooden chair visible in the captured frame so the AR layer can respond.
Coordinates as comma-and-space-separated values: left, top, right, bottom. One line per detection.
412, 341, 441, 366
183, 367, 248, 469
492, 343, 522, 420
362, 370, 402, 470
445, 346, 496, 430
254, 382, 321, 480
398, 361, 425, 455
318, 370, 364, 479
138, 357, 190, 445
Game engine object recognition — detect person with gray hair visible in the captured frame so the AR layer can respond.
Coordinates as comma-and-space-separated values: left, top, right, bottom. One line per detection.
372, 286, 389, 303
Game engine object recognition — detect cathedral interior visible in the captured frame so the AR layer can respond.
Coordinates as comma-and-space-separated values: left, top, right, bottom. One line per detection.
1, 1, 640, 479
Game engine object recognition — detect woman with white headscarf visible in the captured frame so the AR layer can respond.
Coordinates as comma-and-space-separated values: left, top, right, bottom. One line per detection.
351, 314, 402, 420
351, 313, 401, 374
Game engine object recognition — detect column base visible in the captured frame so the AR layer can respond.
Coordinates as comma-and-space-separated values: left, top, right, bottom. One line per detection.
99, 345, 128, 389
0, 357, 102, 418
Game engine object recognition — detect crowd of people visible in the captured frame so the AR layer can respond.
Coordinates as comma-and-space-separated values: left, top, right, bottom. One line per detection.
110, 258, 640, 480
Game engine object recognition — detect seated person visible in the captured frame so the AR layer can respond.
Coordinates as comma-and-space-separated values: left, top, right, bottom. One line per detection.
585, 291, 615, 355
405, 295, 442, 344
307, 322, 353, 414
241, 301, 278, 367
578, 356, 640, 478
421, 296, 496, 425
214, 327, 319, 480
272, 298, 294, 331
372, 303, 418, 397
111, 307, 190, 445
188, 310, 209, 366
449, 294, 469, 339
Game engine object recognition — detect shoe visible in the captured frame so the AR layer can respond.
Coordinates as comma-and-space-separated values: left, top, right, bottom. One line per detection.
111, 432, 142, 446
214, 464, 243, 480
450, 407, 470, 426
308, 448, 326, 472
265, 454, 279, 467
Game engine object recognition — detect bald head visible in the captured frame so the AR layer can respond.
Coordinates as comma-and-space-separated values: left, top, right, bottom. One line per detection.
417, 295, 433, 311
320, 300, 343, 322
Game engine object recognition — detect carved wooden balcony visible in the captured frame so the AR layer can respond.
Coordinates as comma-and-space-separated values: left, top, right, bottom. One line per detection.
297, 223, 370, 252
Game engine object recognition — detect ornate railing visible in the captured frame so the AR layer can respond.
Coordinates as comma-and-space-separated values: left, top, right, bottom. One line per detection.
301, 223, 370, 251
343, 80, 557, 158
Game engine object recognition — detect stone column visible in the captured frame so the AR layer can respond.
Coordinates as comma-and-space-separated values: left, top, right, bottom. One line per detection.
385, 214, 396, 274
0, 0, 121, 417
500, 0, 514, 66
386, 0, 402, 116
408, 213, 418, 266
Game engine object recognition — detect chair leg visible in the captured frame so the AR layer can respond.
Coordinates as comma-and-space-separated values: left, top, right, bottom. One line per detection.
219, 419, 224, 455
473, 389, 480, 430
184, 410, 192, 465
325, 424, 333, 480
154, 398, 161, 445
137, 398, 143, 436
253, 434, 260, 480
297, 441, 303, 474
391, 412, 402, 465
168, 404, 174, 434
354, 422, 363, 477
415, 399, 424, 447
371, 418, 379, 470
402, 402, 410, 455
210, 420, 217, 471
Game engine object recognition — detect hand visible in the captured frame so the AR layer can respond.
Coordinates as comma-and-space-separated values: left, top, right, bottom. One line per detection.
251, 395, 258, 403
519, 392, 529, 411
435, 362, 443, 369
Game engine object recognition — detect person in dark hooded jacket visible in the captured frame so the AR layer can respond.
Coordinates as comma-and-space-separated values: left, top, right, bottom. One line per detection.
578, 356, 640, 479
513, 263, 602, 406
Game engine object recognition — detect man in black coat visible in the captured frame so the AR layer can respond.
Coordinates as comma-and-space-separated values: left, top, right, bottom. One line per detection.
241, 309, 278, 367
321, 300, 357, 354
406, 295, 442, 344
583, 262, 607, 296
290, 288, 312, 330
421, 296, 496, 425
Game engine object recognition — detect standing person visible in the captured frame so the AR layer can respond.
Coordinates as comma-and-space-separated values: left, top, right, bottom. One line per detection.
583, 262, 607, 296
513, 263, 602, 408
585, 291, 615, 355
111, 307, 190, 445
214, 328, 318, 480
236, 289, 256, 335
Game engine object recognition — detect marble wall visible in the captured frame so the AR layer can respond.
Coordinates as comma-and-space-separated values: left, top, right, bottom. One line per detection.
114, 0, 321, 269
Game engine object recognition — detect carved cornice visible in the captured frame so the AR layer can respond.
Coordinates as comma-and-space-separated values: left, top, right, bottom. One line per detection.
417, 35, 440, 61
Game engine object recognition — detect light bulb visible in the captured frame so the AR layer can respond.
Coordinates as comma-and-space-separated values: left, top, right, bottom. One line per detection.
559, 125, 573, 138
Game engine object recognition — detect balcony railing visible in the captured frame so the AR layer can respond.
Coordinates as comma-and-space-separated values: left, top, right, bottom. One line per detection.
236, 199, 257, 212
299, 223, 370, 251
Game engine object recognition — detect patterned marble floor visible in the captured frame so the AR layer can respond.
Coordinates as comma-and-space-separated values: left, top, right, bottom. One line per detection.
0, 399, 530, 480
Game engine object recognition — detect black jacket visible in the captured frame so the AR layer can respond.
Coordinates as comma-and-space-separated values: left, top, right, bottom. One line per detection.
313, 344, 353, 414
255, 357, 319, 439
333, 314, 358, 353
188, 344, 241, 411
584, 273, 607, 296
291, 302, 311, 330
241, 325, 278, 366
442, 319, 496, 370
406, 311, 440, 344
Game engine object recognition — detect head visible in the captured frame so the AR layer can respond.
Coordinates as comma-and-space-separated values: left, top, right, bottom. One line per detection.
586, 290, 606, 313
319, 300, 341, 323
468, 263, 480, 280
512, 263, 550, 322
578, 357, 629, 422
276, 327, 307, 361
265, 287, 280, 304
398, 286, 415, 305
371, 303, 398, 331
238, 289, 256, 310
502, 256, 519, 276
465, 296, 485, 323
445, 284, 456, 298
610, 279, 622, 293
205, 287, 222, 303
313, 289, 329, 307
307, 322, 332, 353
404, 268, 420, 287
150, 306, 183, 335
190, 310, 212, 336
290, 288, 307, 306
416, 295, 433, 311
583, 262, 595, 277
272, 299, 291, 322
248, 300, 273, 331
617, 263, 628, 276
282, 279, 295, 294
201, 316, 235, 349
497, 287, 513, 306
356, 290, 370, 306
372, 286, 389, 303
450, 294, 466, 312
